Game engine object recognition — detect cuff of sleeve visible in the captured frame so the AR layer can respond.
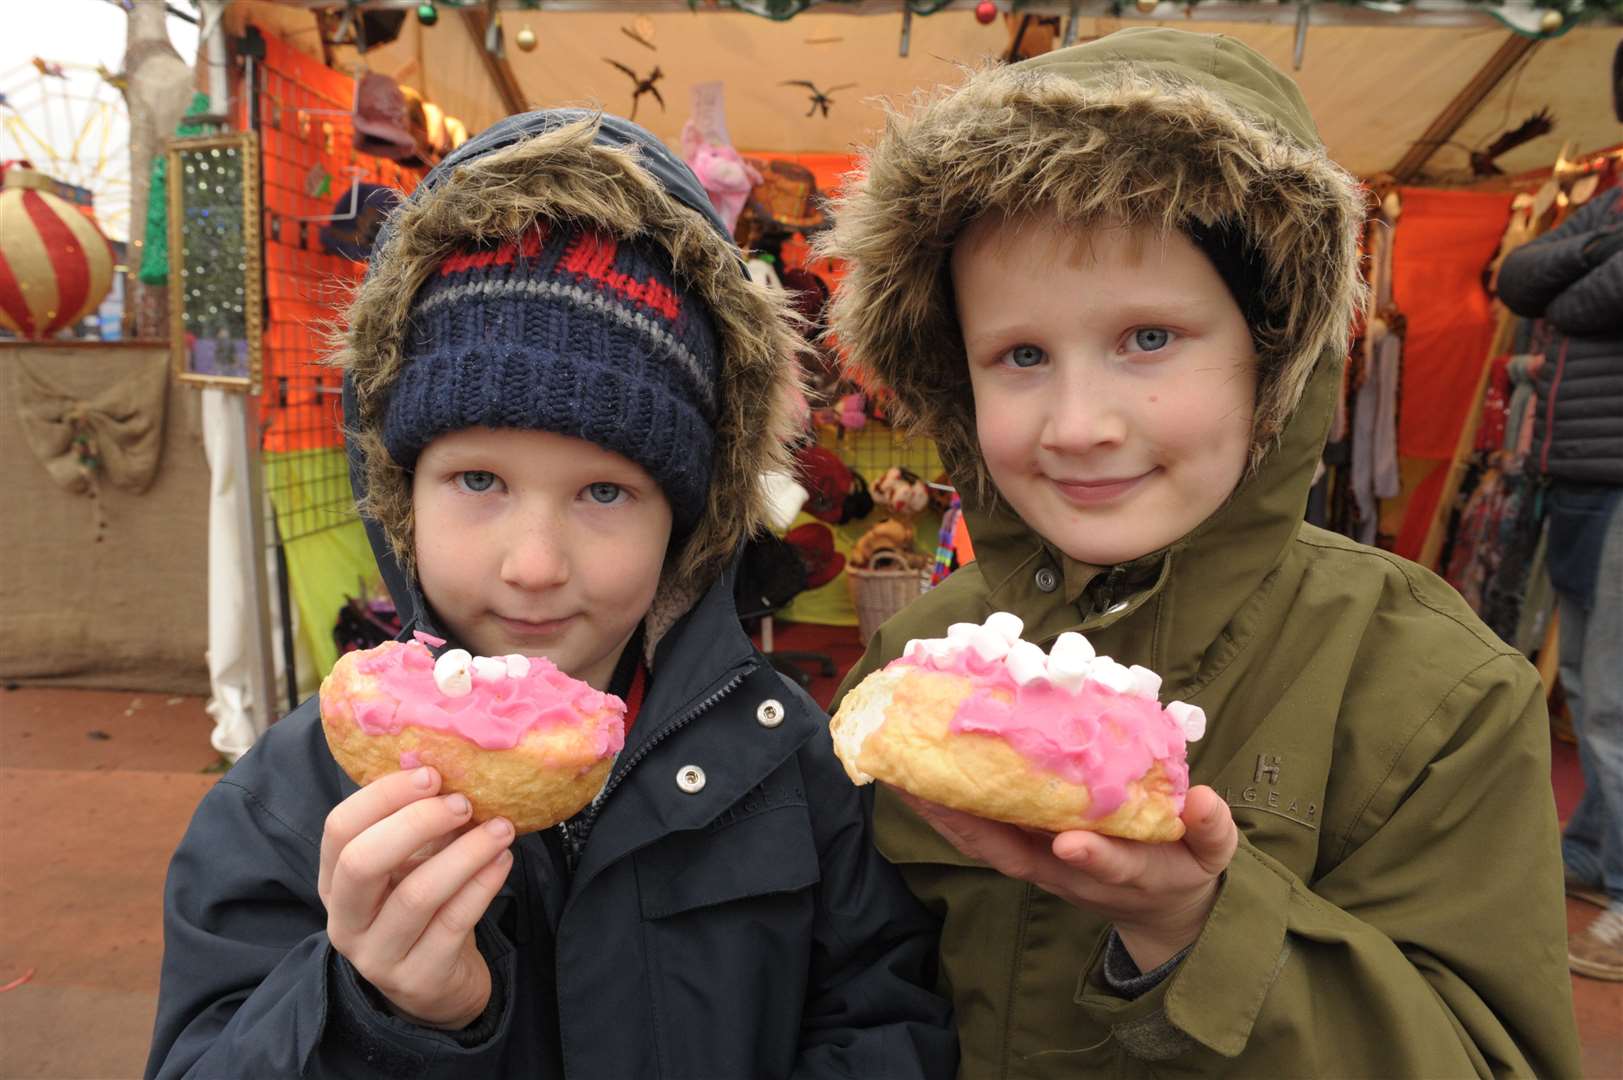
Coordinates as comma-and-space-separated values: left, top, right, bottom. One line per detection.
325, 923, 515, 1066
1163, 841, 1294, 1057
1099, 930, 1190, 1000
1075, 840, 1292, 1060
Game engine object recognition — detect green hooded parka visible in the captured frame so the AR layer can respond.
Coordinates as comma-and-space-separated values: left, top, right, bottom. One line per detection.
825, 27, 1581, 1078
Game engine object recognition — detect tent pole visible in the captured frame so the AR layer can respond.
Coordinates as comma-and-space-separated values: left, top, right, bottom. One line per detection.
1391, 33, 1540, 183
461, 7, 529, 115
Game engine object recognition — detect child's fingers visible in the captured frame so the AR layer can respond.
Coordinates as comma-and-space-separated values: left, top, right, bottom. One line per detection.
1050, 830, 1149, 887
364, 818, 515, 965
319, 767, 440, 901
325, 792, 476, 943
1180, 786, 1239, 875
389, 846, 514, 998
895, 790, 1051, 880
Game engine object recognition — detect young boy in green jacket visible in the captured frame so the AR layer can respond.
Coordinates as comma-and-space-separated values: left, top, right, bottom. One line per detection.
823, 27, 1582, 1077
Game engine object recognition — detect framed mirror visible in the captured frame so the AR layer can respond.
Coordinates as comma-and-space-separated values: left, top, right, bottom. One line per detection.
167, 131, 262, 392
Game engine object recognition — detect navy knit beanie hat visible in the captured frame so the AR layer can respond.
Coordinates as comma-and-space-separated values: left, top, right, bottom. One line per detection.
383, 223, 722, 534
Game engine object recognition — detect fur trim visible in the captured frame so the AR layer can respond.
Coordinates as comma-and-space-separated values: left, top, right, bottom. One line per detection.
332, 117, 803, 604
817, 59, 1369, 496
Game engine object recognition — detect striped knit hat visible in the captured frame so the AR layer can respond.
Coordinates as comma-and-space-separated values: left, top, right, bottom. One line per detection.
383, 223, 722, 533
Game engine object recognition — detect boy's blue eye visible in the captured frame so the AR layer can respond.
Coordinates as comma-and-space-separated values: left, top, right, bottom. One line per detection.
457, 470, 498, 493
1006, 345, 1045, 369
586, 482, 624, 505
1132, 328, 1172, 352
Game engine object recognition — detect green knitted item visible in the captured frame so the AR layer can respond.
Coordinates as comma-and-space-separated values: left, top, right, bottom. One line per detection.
138, 93, 215, 286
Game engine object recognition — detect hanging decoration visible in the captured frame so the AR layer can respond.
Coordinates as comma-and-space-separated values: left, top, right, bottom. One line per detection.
621, 18, 658, 50
515, 25, 538, 51
416, 3, 439, 27
0, 162, 114, 339
385, 0, 1621, 32
604, 60, 666, 121
781, 80, 857, 119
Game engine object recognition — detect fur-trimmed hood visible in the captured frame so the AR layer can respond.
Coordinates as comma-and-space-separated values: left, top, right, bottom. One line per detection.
820, 27, 1370, 684
336, 111, 802, 639
822, 27, 1366, 491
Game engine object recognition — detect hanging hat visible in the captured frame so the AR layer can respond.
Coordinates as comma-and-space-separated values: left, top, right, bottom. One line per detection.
785, 523, 846, 589
319, 182, 401, 262
443, 115, 470, 150
421, 101, 450, 161
744, 159, 829, 237
796, 445, 852, 524
354, 72, 420, 161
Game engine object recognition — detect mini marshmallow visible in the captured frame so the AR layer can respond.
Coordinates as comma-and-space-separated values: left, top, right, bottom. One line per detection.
504, 654, 532, 679
1087, 657, 1135, 696
471, 656, 509, 682
946, 623, 980, 644
1167, 701, 1207, 742
923, 639, 957, 669
903, 638, 929, 663
433, 648, 474, 697
1126, 664, 1163, 701
1050, 632, 1096, 667
968, 626, 1011, 665
984, 611, 1025, 644
1005, 640, 1050, 687
1045, 657, 1089, 694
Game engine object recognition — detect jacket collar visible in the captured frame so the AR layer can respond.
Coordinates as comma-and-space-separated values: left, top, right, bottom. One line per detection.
567, 564, 819, 895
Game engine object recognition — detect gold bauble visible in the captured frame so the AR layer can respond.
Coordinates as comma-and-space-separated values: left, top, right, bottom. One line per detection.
516, 26, 538, 51
1539, 8, 1563, 31
1135, 0, 1158, 13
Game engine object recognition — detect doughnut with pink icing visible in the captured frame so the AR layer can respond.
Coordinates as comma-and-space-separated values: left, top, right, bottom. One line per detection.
318, 633, 627, 835
830, 614, 1205, 842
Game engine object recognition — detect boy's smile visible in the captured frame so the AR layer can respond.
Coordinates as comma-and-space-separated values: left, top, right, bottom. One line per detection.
951, 213, 1257, 567
411, 427, 673, 691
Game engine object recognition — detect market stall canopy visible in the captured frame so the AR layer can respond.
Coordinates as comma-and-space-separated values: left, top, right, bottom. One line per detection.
260, 2, 1619, 181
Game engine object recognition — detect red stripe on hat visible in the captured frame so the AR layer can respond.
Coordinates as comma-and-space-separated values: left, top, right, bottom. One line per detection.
559, 232, 681, 321
0, 239, 34, 337
22, 191, 89, 332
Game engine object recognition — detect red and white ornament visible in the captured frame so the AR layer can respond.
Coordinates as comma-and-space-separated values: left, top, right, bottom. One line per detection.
0, 163, 114, 339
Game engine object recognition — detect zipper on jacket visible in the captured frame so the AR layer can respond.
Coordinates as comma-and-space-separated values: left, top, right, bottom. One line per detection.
1092, 567, 1128, 615
561, 665, 753, 867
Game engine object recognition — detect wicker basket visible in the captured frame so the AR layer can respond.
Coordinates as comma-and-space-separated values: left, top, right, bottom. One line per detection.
847, 552, 931, 643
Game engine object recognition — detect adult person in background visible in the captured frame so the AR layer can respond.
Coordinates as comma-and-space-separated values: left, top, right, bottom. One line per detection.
1498, 155, 1623, 980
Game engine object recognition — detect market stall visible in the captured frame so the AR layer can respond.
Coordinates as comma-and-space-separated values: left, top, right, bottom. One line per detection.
5, 0, 1620, 750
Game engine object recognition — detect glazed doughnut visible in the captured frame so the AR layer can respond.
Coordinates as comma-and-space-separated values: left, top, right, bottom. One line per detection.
319, 633, 626, 835
830, 614, 1205, 842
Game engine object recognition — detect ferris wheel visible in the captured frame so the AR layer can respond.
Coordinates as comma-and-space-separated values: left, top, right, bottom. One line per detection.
1, 56, 131, 245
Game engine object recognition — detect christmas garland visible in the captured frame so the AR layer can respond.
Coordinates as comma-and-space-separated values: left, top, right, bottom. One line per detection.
409, 0, 1621, 21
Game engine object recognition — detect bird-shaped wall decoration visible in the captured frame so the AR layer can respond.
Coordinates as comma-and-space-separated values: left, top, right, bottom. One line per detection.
780, 81, 856, 119
1470, 109, 1556, 177
604, 60, 665, 121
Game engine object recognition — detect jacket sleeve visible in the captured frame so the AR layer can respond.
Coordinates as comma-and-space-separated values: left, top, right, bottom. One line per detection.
790, 704, 959, 1079
1546, 250, 1623, 336
1072, 655, 1582, 1077
1498, 191, 1620, 318
144, 757, 520, 1078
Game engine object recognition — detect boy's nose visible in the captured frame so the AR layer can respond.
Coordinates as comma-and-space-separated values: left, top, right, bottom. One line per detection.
499, 522, 571, 590
1039, 384, 1128, 454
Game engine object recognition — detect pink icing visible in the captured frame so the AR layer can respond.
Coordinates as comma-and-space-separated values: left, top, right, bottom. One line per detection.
890, 650, 1189, 816
346, 640, 626, 757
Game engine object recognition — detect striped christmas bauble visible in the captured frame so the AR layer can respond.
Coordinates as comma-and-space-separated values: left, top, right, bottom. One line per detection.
0, 164, 115, 339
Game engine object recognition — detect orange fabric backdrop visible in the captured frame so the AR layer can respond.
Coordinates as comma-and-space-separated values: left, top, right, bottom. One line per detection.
1389, 186, 1513, 560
